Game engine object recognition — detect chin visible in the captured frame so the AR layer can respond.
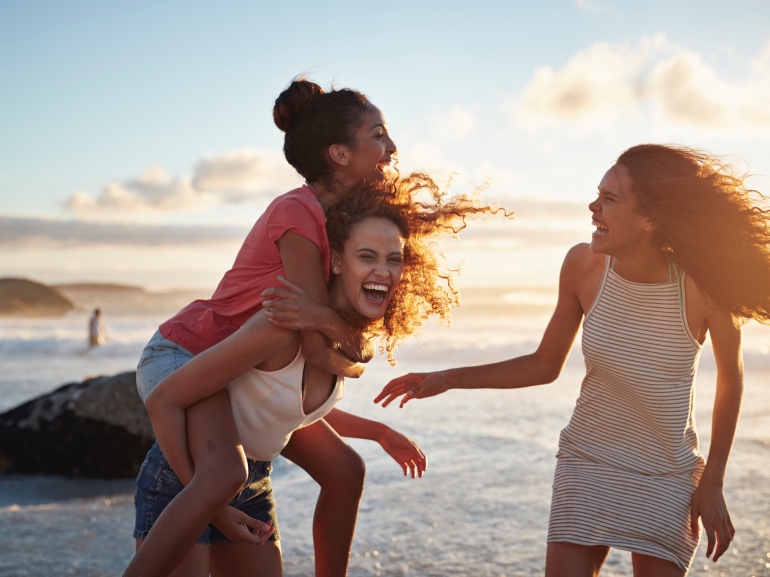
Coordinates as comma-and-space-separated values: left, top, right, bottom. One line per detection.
589, 238, 609, 254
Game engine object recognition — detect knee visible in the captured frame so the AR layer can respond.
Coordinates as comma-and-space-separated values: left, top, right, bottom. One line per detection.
325, 447, 366, 494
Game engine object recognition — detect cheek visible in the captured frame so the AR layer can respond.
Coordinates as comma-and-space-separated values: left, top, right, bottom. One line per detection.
391, 264, 405, 285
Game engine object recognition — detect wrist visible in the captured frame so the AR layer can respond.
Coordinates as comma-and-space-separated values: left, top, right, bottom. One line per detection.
700, 463, 726, 487
438, 369, 454, 391
372, 421, 391, 443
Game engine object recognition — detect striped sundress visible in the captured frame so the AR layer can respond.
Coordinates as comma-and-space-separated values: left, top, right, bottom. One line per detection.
548, 256, 705, 572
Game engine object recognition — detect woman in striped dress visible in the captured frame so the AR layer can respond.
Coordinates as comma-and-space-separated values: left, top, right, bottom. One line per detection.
375, 144, 770, 576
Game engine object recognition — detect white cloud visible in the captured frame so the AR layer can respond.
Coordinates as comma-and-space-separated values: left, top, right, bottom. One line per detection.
0, 215, 248, 249
192, 148, 299, 201
647, 51, 730, 127
63, 148, 300, 219
1, 195, 587, 251
507, 36, 770, 132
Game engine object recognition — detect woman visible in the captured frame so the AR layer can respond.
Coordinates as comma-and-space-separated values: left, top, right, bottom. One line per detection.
376, 144, 770, 576
124, 75, 398, 577
130, 174, 510, 576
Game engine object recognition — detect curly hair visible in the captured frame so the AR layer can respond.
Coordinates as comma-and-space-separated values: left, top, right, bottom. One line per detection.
617, 144, 770, 322
273, 76, 372, 184
326, 173, 514, 363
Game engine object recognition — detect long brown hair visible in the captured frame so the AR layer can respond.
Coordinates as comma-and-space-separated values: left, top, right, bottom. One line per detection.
326, 173, 514, 363
617, 144, 770, 322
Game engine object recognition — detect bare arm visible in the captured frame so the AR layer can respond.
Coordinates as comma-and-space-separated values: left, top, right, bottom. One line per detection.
323, 408, 427, 478
277, 230, 372, 375
144, 313, 295, 484
690, 308, 743, 562
375, 246, 588, 407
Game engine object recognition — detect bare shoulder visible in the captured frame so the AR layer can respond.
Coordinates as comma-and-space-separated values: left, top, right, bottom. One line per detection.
240, 309, 297, 345
231, 310, 300, 365
561, 243, 606, 312
562, 243, 605, 280
564, 242, 606, 271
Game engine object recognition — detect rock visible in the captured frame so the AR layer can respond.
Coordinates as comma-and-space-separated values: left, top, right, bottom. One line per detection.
0, 278, 74, 316
0, 371, 155, 478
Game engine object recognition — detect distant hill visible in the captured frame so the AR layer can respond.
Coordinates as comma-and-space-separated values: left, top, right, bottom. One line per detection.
0, 278, 75, 317
53, 282, 145, 292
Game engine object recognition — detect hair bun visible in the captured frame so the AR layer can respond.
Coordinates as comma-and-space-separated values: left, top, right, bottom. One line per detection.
273, 78, 325, 132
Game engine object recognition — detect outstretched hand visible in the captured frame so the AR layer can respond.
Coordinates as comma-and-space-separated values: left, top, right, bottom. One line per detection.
211, 505, 274, 546
262, 276, 329, 331
378, 428, 427, 478
374, 371, 449, 408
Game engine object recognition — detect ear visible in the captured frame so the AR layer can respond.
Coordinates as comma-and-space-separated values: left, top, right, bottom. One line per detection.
328, 143, 351, 168
331, 250, 341, 274
642, 215, 656, 233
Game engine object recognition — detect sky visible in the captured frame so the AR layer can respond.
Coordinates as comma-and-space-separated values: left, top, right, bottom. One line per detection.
2, 0, 770, 291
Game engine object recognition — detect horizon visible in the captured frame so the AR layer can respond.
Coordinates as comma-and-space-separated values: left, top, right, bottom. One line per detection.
2, 1, 769, 290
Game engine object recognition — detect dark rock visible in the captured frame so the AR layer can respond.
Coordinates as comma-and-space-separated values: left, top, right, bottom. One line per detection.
0, 371, 154, 478
0, 277, 74, 316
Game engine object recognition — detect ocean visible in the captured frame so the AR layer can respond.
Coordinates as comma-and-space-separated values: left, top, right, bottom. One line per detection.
1, 285, 769, 577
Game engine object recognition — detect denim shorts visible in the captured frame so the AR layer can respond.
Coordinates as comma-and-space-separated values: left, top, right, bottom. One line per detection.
136, 330, 195, 402
133, 441, 279, 545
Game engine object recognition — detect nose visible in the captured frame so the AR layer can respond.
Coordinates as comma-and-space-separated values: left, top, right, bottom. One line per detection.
374, 261, 390, 277
588, 197, 600, 212
385, 133, 397, 155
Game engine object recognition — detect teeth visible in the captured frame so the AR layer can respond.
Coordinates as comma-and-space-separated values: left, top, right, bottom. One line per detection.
592, 220, 608, 230
363, 283, 388, 292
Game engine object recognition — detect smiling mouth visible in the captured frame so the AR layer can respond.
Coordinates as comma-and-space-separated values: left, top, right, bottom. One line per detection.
377, 157, 396, 172
592, 219, 608, 236
363, 282, 389, 304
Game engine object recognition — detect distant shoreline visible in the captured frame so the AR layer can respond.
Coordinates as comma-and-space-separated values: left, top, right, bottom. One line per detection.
53, 282, 146, 293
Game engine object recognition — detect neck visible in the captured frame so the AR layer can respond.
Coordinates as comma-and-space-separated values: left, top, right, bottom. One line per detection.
612, 247, 669, 283
310, 177, 353, 212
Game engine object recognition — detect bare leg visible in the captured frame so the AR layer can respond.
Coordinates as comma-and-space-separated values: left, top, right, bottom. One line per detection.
210, 541, 283, 577
631, 552, 685, 577
281, 419, 366, 577
545, 542, 610, 577
124, 390, 247, 577
135, 539, 210, 577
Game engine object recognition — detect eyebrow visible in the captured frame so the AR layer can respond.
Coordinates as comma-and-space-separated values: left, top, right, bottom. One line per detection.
356, 247, 403, 257
370, 123, 385, 131
597, 187, 620, 198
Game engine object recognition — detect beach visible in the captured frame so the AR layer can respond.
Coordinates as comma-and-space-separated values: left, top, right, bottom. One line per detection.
1, 285, 769, 576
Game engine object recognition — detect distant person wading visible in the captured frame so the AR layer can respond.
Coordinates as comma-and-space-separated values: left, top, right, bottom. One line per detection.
89, 308, 105, 347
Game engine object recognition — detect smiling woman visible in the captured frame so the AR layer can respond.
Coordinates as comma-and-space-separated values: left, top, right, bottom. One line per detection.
375, 144, 770, 577
329, 216, 405, 319
126, 171, 513, 577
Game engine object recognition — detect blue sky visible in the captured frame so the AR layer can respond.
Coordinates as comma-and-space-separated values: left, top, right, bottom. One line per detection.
2, 0, 769, 289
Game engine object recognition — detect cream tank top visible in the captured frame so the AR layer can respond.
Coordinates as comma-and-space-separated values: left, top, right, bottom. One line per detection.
227, 347, 344, 461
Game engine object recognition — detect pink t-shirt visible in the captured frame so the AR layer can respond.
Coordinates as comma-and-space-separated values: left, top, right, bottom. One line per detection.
159, 184, 330, 355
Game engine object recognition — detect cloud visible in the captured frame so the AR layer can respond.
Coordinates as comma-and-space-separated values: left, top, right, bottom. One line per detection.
1, 195, 587, 251
0, 215, 248, 249
192, 148, 299, 201
63, 148, 299, 218
507, 36, 770, 132
64, 166, 203, 217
